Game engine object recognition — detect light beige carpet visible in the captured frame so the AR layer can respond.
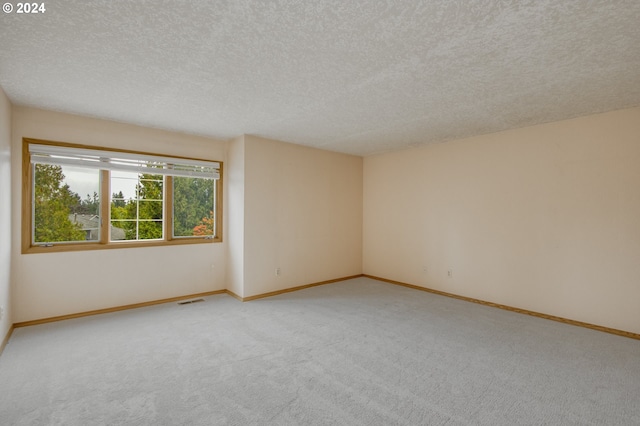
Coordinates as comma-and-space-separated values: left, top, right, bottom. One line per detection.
1, 277, 639, 425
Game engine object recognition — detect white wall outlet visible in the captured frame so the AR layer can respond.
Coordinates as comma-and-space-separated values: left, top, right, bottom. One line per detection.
447, 269, 453, 278
275, 267, 281, 276
0, 305, 4, 320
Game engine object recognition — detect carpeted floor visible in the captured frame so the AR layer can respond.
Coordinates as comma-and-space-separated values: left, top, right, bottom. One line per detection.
1, 277, 639, 425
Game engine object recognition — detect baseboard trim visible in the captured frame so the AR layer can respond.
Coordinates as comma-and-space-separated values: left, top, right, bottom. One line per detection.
13, 273, 634, 341
10, 275, 364, 329
13, 290, 227, 328
239, 274, 364, 302
364, 274, 640, 341
225, 289, 243, 302
1, 325, 14, 356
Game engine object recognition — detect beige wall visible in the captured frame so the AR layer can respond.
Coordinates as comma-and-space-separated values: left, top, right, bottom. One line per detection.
0, 87, 11, 340
364, 107, 640, 334
11, 107, 229, 322
241, 135, 363, 297
226, 135, 246, 297
5, 101, 637, 335
8, 108, 364, 320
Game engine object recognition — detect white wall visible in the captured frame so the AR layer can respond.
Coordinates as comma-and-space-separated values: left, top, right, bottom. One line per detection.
242, 135, 363, 297
364, 107, 640, 334
0, 87, 11, 339
11, 107, 228, 322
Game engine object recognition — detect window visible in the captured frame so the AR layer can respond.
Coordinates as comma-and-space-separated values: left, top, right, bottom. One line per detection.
22, 138, 222, 253
33, 163, 101, 243
173, 176, 216, 238
110, 171, 164, 241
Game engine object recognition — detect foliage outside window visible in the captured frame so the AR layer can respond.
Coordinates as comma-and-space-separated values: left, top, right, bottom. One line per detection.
33, 164, 100, 243
110, 171, 164, 241
173, 176, 215, 238
23, 139, 222, 253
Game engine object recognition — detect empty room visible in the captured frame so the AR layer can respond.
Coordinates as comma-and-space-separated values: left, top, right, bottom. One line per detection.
1, 1, 639, 425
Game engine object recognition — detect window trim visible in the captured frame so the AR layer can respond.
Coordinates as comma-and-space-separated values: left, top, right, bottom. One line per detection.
22, 138, 223, 254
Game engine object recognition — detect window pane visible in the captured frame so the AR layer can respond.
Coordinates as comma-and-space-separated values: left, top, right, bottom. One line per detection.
139, 220, 163, 240
173, 177, 215, 237
33, 164, 100, 244
110, 171, 164, 241
139, 200, 163, 220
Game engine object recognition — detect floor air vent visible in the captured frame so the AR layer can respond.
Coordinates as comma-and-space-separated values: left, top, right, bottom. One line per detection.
178, 299, 205, 305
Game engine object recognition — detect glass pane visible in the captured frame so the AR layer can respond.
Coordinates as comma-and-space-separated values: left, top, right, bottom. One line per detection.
139, 175, 163, 201
110, 171, 163, 241
110, 171, 138, 241
173, 177, 215, 237
139, 220, 163, 240
33, 164, 100, 244
139, 200, 163, 220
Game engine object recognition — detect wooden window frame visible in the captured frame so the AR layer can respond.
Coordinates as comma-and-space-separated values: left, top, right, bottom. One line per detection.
22, 138, 223, 254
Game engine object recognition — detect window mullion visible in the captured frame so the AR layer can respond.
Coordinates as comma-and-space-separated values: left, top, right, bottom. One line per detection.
166, 176, 173, 241
136, 176, 140, 240
100, 170, 110, 244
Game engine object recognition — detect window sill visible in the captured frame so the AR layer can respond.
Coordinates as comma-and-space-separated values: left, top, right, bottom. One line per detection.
22, 236, 222, 254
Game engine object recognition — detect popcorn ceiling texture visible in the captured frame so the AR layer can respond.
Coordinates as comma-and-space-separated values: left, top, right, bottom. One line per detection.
1, 0, 639, 155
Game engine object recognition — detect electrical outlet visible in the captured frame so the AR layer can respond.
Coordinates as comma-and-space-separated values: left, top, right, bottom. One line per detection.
447, 269, 453, 278
275, 267, 281, 276
0, 305, 4, 320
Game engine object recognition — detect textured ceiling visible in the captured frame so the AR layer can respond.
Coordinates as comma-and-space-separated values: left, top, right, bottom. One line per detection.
1, 1, 639, 156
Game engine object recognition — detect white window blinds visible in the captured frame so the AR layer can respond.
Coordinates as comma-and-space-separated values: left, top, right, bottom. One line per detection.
29, 144, 220, 179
